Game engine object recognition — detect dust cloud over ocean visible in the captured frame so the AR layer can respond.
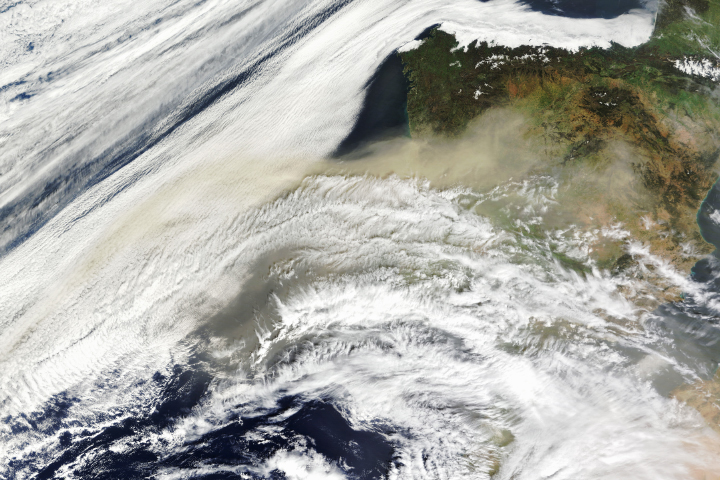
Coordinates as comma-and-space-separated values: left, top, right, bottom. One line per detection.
6, 0, 720, 479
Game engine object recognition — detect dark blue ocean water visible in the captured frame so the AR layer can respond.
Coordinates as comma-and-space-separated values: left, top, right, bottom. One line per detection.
504, 0, 645, 18
7, 363, 394, 479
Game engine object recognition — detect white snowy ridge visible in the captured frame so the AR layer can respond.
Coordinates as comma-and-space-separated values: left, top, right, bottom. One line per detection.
673, 57, 720, 81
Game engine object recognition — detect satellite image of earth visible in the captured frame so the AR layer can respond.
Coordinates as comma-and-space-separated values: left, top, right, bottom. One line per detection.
3, 0, 720, 478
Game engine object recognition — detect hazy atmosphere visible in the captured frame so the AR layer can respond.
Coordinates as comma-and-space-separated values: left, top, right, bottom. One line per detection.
3, 0, 720, 478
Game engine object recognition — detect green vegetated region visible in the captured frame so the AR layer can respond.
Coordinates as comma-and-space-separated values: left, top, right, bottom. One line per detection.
400, 0, 720, 279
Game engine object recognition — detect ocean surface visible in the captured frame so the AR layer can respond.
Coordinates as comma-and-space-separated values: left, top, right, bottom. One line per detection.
4, 0, 720, 479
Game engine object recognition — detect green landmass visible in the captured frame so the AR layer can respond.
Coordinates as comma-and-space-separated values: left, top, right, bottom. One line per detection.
398, 1, 720, 439
400, 0, 720, 280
